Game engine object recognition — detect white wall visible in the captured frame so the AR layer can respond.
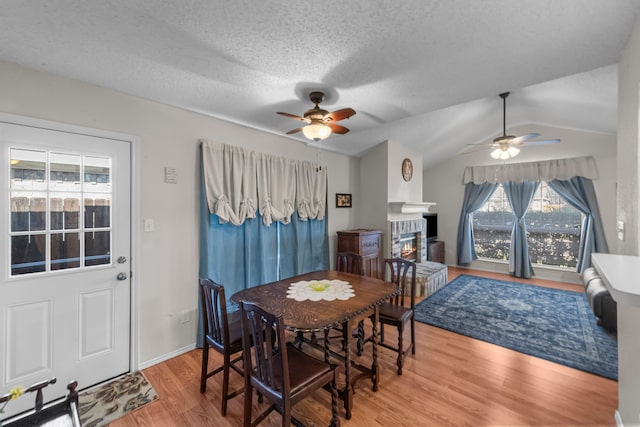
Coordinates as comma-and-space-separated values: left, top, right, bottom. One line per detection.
0, 60, 359, 366
615, 18, 640, 427
359, 140, 425, 258
359, 141, 389, 232
422, 123, 617, 284
387, 140, 424, 222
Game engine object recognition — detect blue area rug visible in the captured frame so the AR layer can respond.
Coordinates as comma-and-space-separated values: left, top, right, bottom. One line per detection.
415, 274, 618, 380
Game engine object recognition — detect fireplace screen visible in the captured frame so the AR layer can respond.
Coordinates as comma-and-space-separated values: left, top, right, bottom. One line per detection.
399, 233, 417, 262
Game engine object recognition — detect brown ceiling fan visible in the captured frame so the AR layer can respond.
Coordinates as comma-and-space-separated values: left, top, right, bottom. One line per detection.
277, 91, 356, 141
467, 92, 560, 159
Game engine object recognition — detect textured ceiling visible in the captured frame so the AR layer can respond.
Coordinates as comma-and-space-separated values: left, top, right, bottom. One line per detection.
1, 0, 638, 168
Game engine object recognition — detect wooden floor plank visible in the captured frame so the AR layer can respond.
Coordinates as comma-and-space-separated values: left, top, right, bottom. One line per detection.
108, 267, 617, 426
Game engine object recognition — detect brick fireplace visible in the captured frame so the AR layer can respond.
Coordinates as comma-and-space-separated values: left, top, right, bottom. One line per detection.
389, 218, 427, 263
388, 217, 448, 297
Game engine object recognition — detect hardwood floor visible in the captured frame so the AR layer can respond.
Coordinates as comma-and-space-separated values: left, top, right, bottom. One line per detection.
110, 268, 617, 426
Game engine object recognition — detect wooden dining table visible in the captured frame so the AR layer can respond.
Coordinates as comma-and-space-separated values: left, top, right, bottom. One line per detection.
231, 270, 399, 419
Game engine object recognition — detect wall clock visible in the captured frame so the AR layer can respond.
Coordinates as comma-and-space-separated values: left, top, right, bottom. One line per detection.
402, 158, 413, 182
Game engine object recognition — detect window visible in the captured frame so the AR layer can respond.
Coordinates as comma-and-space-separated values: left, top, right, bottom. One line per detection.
472, 185, 512, 261
472, 182, 582, 269
10, 148, 112, 276
526, 182, 582, 268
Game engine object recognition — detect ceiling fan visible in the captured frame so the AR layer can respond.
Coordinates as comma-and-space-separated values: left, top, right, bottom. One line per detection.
277, 91, 356, 141
469, 92, 560, 159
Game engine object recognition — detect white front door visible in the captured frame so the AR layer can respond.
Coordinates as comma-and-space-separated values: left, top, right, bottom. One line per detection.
0, 119, 131, 418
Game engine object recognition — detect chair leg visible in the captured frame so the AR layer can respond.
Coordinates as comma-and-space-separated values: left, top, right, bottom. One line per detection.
221, 352, 231, 416
411, 317, 416, 355
243, 384, 253, 427
282, 401, 291, 427
396, 325, 404, 375
200, 344, 209, 393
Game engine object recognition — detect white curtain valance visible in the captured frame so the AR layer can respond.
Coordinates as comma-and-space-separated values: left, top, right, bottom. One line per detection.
201, 142, 257, 226
201, 140, 326, 226
462, 156, 599, 184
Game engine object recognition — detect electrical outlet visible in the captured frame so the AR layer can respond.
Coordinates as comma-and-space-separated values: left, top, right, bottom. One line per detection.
180, 310, 190, 323
144, 218, 154, 232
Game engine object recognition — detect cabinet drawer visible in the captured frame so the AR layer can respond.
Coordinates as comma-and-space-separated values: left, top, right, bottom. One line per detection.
360, 234, 380, 256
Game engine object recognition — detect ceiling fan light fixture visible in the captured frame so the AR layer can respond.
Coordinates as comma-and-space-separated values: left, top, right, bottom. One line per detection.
278, 91, 355, 140
490, 148, 503, 159
490, 145, 520, 160
302, 122, 332, 141
507, 146, 520, 157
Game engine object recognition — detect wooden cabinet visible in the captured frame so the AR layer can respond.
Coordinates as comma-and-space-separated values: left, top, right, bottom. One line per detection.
337, 229, 383, 279
428, 240, 445, 264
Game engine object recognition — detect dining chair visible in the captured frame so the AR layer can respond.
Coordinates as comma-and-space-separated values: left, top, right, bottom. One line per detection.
335, 251, 367, 353
199, 278, 245, 416
240, 301, 341, 427
335, 251, 364, 275
378, 258, 417, 375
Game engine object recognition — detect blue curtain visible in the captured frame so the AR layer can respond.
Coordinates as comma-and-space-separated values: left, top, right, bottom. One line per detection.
503, 180, 539, 278
548, 176, 609, 273
457, 182, 499, 265
279, 213, 330, 280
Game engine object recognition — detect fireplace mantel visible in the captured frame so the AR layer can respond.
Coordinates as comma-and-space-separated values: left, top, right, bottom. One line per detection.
388, 202, 436, 214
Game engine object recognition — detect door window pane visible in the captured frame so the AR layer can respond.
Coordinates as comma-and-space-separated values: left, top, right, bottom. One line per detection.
84, 156, 111, 190
85, 231, 111, 266
84, 195, 111, 229
51, 232, 80, 270
11, 234, 46, 275
10, 193, 47, 232
50, 195, 81, 230
49, 153, 81, 191
10, 149, 46, 190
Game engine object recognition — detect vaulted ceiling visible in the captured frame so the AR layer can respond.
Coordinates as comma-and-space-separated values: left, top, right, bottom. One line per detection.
1, 1, 638, 168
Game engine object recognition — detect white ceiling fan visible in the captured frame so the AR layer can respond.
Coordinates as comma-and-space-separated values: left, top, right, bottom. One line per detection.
467, 92, 561, 159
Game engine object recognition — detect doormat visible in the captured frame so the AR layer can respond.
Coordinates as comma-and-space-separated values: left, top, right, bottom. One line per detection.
414, 274, 618, 380
78, 371, 158, 427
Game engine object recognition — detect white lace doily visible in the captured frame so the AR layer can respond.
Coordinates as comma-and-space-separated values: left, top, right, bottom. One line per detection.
286, 279, 355, 301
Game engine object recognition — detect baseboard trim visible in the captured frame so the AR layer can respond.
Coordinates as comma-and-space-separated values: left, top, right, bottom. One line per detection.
465, 259, 582, 285
139, 343, 196, 370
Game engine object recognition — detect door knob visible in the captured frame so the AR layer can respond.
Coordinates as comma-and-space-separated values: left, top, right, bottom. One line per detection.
117, 272, 128, 281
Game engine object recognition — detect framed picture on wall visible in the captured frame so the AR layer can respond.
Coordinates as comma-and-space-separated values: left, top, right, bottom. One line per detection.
336, 193, 352, 208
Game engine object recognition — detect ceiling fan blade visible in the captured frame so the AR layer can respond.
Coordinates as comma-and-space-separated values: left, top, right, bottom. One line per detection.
459, 146, 492, 155
521, 138, 561, 146
325, 108, 356, 122
327, 123, 350, 134
286, 127, 304, 135
277, 111, 308, 122
511, 133, 540, 144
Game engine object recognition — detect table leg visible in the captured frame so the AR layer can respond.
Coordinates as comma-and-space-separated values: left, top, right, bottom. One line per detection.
343, 319, 353, 420
371, 307, 380, 392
